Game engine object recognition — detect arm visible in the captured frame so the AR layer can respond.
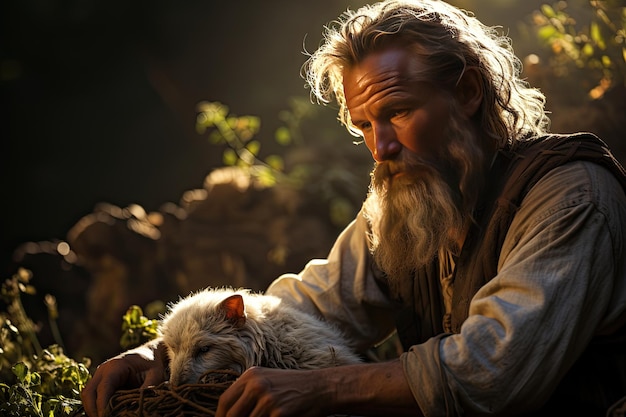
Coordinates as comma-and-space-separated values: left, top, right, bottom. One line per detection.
81, 338, 169, 417
405, 162, 626, 415
217, 212, 415, 417
216, 360, 423, 417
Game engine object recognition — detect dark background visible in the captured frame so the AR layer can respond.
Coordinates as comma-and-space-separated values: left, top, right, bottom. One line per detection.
1, 0, 367, 275
2, 0, 620, 276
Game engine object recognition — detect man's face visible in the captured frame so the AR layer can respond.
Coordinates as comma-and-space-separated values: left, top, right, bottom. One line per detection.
343, 47, 453, 167
346, 47, 486, 284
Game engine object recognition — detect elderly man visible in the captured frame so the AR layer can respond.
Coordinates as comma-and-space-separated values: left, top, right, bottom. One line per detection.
82, 1, 626, 416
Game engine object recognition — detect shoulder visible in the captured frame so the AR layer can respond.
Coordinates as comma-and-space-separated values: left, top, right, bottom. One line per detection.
528, 160, 626, 220
507, 160, 626, 255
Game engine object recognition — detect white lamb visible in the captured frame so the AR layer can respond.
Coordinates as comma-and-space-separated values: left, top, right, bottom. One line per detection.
159, 287, 361, 385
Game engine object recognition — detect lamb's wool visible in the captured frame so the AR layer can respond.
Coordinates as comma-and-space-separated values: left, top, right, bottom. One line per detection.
160, 287, 361, 385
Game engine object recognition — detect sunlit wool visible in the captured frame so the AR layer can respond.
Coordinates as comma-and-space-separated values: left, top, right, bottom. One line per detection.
159, 287, 361, 386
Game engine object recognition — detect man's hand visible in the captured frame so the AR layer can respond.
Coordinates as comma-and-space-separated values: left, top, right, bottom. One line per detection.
216, 367, 331, 417
81, 339, 168, 417
215, 360, 423, 417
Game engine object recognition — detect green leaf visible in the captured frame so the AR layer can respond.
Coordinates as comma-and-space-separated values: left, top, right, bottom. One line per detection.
582, 42, 594, 57
128, 306, 142, 324
198, 102, 229, 124
254, 167, 277, 187
226, 116, 238, 129
223, 149, 238, 166
246, 140, 261, 156
541, 4, 556, 18
12, 362, 29, 382
29, 371, 41, 386
538, 25, 558, 41
265, 155, 284, 171
590, 21, 606, 49
274, 126, 292, 145
245, 116, 261, 134
195, 112, 212, 133
208, 130, 224, 145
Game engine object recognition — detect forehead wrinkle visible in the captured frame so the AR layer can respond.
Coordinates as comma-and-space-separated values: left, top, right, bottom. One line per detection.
347, 72, 403, 110
348, 47, 427, 93
353, 64, 400, 89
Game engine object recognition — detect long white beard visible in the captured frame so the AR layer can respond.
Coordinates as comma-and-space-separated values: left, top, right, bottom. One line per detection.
362, 120, 486, 293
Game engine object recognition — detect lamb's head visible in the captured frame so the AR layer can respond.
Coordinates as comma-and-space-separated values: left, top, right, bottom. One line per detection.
160, 291, 258, 386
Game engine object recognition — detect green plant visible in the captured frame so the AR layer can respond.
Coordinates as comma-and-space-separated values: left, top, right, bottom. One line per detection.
532, 0, 626, 98
0, 268, 91, 417
196, 97, 370, 228
1, 268, 42, 364
119, 305, 160, 350
195, 98, 316, 188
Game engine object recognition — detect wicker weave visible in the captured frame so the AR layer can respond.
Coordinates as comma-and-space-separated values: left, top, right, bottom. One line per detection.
70, 369, 240, 417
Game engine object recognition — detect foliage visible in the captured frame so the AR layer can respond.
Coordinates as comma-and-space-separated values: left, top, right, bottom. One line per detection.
532, 0, 626, 98
119, 305, 160, 350
196, 97, 369, 228
0, 268, 91, 417
0, 268, 41, 374
195, 97, 315, 188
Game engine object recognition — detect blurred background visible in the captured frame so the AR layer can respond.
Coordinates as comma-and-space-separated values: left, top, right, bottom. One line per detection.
2, 0, 625, 365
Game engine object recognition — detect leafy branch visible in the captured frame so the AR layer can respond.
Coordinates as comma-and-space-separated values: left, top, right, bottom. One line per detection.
532, 0, 626, 98
195, 101, 290, 187
195, 97, 368, 228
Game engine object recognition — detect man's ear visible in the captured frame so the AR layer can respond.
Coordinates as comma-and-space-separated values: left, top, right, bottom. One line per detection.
455, 66, 483, 118
220, 294, 246, 327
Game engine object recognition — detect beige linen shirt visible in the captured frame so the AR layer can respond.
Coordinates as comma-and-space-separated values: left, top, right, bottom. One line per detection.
266, 161, 626, 416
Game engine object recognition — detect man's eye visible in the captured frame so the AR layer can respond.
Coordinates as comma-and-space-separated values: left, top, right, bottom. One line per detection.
358, 122, 372, 131
392, 110, 409, 118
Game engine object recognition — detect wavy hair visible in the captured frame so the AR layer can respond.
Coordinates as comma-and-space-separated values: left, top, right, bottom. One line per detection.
303, 0, 550, 148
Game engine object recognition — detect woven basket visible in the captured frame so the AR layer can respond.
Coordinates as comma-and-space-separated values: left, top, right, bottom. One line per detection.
72, 369, 240, 417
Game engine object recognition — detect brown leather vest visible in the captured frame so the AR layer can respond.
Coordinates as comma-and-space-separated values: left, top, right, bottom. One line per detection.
376, 133, 626, 415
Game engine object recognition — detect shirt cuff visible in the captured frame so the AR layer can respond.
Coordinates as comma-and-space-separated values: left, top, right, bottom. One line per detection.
401, 335, 460, 417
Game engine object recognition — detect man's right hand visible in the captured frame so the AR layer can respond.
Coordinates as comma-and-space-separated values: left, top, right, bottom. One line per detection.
81, 338, 168, 417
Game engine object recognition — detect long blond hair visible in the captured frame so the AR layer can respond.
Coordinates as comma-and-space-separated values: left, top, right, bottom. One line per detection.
303, 0, 550, 148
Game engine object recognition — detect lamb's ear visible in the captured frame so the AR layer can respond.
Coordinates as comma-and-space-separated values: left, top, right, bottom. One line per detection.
220, 294, 246, 327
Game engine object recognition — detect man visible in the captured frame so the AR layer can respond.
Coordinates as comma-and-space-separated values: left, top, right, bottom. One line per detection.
82, 0, 626, 416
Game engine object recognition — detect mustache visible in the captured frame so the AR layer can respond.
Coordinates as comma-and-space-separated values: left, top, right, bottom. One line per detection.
372, 152, 443, 185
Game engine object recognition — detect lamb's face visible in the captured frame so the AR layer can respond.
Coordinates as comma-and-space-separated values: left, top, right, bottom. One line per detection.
160, 293, 254, 386
163, 327, 248, 385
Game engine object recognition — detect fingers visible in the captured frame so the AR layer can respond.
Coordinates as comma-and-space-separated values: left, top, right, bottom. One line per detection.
81, 359, 132, 417
95, 378, 119, 417
216, 367, 286, 417
216, 370, 258, 417
142, 366, 167, 388
81, 341, 169, 417
81, 365, 125, 417
216, 378, 242, 417
81, 371, 101, 417
216, 367, 327, 417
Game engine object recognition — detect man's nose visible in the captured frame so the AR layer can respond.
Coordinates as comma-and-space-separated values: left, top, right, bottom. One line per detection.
371, 124, 401, 162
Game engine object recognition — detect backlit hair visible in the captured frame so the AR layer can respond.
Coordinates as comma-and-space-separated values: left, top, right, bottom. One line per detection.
303, 0, 550, 148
